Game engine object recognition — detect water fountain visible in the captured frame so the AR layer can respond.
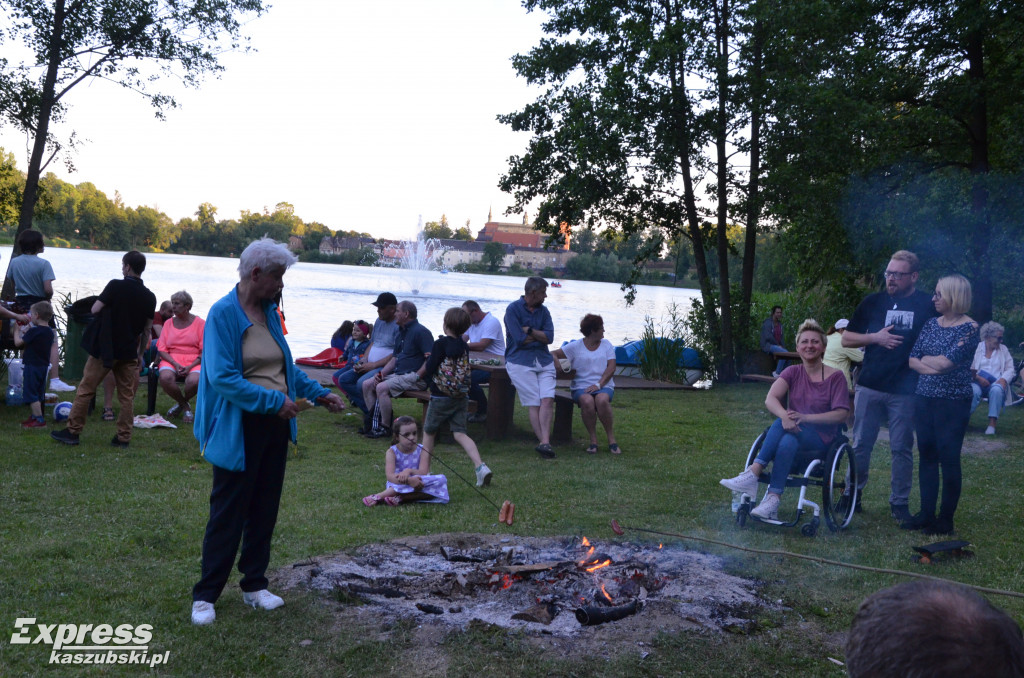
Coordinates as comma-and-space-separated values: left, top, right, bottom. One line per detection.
382, 216, 449, 296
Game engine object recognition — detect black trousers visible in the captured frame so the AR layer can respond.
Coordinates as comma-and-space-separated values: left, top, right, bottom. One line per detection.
914, 395, 971, 520
193, 413, 290, 603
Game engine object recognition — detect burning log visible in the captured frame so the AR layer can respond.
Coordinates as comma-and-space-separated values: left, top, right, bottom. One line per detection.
574, 599, 641, 626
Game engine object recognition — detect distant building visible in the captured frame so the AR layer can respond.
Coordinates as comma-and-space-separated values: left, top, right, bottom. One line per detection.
319, 235, 376, 255
475, 208, 572, 250
288, 235, 304, 251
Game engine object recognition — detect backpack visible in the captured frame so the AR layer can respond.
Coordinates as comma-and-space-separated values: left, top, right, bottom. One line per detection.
432, 351, 471, 398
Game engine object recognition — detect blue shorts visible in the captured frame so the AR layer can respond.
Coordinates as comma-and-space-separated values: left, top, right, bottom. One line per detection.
23, 362, 48, 405
571, 386, 614, 404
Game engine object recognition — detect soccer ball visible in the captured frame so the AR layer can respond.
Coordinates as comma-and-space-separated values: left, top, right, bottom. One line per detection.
54, 401, 73, 422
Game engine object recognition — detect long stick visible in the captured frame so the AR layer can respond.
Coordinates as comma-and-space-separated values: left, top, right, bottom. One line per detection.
610, 520, 1024, 600
419, 445, 502, 511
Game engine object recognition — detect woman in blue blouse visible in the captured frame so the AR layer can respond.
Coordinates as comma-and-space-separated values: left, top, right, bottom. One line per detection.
904, 274, 978, 535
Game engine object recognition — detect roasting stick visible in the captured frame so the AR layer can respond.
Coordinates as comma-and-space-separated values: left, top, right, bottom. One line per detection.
417, 446, 516, 526
609, 520, 1024, 600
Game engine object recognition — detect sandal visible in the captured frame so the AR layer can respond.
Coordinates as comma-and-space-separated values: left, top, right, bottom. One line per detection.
383, 496, 401, 507
609, 443, 622, 455
102, 408, 115, 422
183, 410, 194, 424
362, 495, 381, 507
585, 443, 598, 455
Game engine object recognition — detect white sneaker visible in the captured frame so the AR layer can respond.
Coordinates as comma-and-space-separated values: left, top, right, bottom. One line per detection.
985, 426, 996, 435
191, 601, 215, 625
750, 493, 781, 520
243, 589, 284, 610
50, 378, 76, 392
475, 463, 493, 487
720, 469, 758, 498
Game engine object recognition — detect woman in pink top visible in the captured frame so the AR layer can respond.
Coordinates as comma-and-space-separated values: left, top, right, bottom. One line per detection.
157, 290, 205, 423
720, 319, 850, 521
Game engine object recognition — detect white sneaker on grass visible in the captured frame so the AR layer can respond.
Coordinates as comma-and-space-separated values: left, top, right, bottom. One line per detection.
985, 426, 996, 435
750, 492, 781, 520
475, 463, 493, 487
191, 601, 215, 625
243, 589, 284, 610
720, 469, 758, 498
50, 378, 76, 392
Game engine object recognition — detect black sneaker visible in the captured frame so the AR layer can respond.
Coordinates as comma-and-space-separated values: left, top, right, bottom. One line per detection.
890, 503, 913, 525
923, 517, 955, 536
51, 429, 80, 445
110, 435, 130, 449
535, 443, 556, 459
900, 512, 935, 531
366, 427, 391, 439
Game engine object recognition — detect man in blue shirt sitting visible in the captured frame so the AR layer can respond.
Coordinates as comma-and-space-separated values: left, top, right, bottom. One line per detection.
363, 300, 433, 438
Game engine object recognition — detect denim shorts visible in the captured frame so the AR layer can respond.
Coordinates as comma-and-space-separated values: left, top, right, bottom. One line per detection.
571, 386, 614, 404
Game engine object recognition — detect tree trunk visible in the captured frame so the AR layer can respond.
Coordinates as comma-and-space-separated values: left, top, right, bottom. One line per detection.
739, 21, 763, 340
2, 0, 66, 301
714, 0, 736, 381
966, 14, 992, 323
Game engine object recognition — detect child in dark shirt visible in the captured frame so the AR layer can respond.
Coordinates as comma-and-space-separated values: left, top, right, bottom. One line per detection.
417, 307, 493, 487
14, 300, 55, 429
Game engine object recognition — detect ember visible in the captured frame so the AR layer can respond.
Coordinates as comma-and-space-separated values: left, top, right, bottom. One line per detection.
284, 533, 764, 638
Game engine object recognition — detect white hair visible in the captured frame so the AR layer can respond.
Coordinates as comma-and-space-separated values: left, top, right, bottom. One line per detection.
238, 237, 298, 278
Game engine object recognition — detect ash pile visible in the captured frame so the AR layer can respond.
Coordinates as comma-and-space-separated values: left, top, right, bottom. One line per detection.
290, 533, 763, 638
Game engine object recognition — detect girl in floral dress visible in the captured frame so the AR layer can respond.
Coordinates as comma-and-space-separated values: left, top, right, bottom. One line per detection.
363, 416, 449, 506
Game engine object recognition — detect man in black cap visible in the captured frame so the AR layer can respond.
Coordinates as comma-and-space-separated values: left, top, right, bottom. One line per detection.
338, 292, 399, 430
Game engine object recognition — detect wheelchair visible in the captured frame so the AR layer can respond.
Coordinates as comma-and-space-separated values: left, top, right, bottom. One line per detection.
733, 426, 858, 537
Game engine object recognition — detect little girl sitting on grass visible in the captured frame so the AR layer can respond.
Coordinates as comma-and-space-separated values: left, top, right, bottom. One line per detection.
363, 416, 449, 506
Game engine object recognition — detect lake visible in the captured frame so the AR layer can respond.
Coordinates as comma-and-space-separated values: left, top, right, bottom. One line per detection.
1, 246, 699, 358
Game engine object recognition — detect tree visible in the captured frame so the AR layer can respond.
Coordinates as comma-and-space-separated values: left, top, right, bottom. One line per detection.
481, 241, 505, 272
423, 215, 453, 240
0, 148, 21, 231
0, 0, 267, 286
499, 0, 765, 379
452, 226, 474, 241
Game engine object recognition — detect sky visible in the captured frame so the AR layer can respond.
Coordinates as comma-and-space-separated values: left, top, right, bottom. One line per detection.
0, 0, 550, 241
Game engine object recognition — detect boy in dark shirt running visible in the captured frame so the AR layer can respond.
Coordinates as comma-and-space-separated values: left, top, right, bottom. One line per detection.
418, 307, 493, 487
14, 300, 55, 428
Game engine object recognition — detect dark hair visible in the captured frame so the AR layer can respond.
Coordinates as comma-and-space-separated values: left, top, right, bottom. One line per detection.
18, 229, 45, 255
579, 313, 603, 337
845, 580, 1024, 677
462, 300, 481, 314
771, 305, 782, 314
444, 307, 471, 336
123, 251, 146, 275
391, 415, 418, 444
333, 320, 354, 341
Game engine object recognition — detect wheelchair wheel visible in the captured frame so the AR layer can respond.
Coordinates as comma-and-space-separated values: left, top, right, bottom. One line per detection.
822, 441, 857, 532
1009, 360, 1024, 406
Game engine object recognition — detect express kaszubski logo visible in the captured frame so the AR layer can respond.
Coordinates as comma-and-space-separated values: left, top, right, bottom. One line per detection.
10, 618, 170, 667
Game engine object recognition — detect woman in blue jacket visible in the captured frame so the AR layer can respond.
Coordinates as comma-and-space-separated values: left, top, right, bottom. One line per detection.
190, 238, 345, 626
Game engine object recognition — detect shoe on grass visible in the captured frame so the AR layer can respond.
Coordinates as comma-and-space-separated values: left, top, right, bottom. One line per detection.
535, 443, 556, 459
985, 425, 996, 435
21, 417, 46, 429
467, 412, 487, 423
50, 378, 76, 392
110, 435, 129, 449
167, 403, 182, 419
475, 463, 493, 487
720, 469, 759, 498
51, 429, 80, 445
890, 503, 913, 525
750, 492, 780, 520
191, 601, 215, 625
243, 589, 284, 610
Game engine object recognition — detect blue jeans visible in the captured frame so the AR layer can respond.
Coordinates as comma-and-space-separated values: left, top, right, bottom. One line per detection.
765, 344, 788, 373
970, 382, 1005, 420
468, 369, 490, 415
337, 367, 382, 414
755, 418, 827, 495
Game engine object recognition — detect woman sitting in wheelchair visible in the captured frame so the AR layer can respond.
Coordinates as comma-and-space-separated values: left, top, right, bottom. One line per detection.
721, 319, 850, 520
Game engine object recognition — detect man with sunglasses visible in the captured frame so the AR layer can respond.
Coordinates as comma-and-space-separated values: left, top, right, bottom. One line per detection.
842, 250, 937, 524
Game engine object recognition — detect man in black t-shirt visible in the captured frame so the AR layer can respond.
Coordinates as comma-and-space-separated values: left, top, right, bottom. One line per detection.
843, 250, 936, 524
52, 251, 156, 448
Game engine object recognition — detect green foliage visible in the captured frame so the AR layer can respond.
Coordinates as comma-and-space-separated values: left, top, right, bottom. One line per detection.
423, 215, 453, 240
636, 302, 698, 384
481, 241, 505, 272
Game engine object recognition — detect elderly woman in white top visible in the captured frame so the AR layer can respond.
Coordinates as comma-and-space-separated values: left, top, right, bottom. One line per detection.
970, 321, 1015, 436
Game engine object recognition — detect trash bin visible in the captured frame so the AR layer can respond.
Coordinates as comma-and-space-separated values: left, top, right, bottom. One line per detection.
63, 296, 98, 382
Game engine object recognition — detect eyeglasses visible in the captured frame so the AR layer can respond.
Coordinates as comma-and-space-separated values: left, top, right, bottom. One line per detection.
932, 291, 942, 299
994, 336, 1004, 343
883, 270, 911, 280
399, 431, 417, 441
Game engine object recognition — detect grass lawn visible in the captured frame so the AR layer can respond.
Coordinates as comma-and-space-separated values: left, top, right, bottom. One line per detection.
1, 382, 1022, 676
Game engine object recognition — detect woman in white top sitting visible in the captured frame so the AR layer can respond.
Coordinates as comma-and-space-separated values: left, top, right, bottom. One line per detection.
970, 321, 1015, 436
552, 313, 620, 454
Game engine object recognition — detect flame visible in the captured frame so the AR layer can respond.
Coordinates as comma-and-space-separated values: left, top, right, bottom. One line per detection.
581, 536, 591, 547
585, 559, 612, 573
600, 583, 611, 601
659, 543, 663, 549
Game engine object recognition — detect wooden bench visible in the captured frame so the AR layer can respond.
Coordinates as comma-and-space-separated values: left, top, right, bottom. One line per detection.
553, 390, 574, 442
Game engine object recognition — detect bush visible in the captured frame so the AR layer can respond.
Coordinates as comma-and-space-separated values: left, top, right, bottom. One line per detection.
636, 302, 702, 384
